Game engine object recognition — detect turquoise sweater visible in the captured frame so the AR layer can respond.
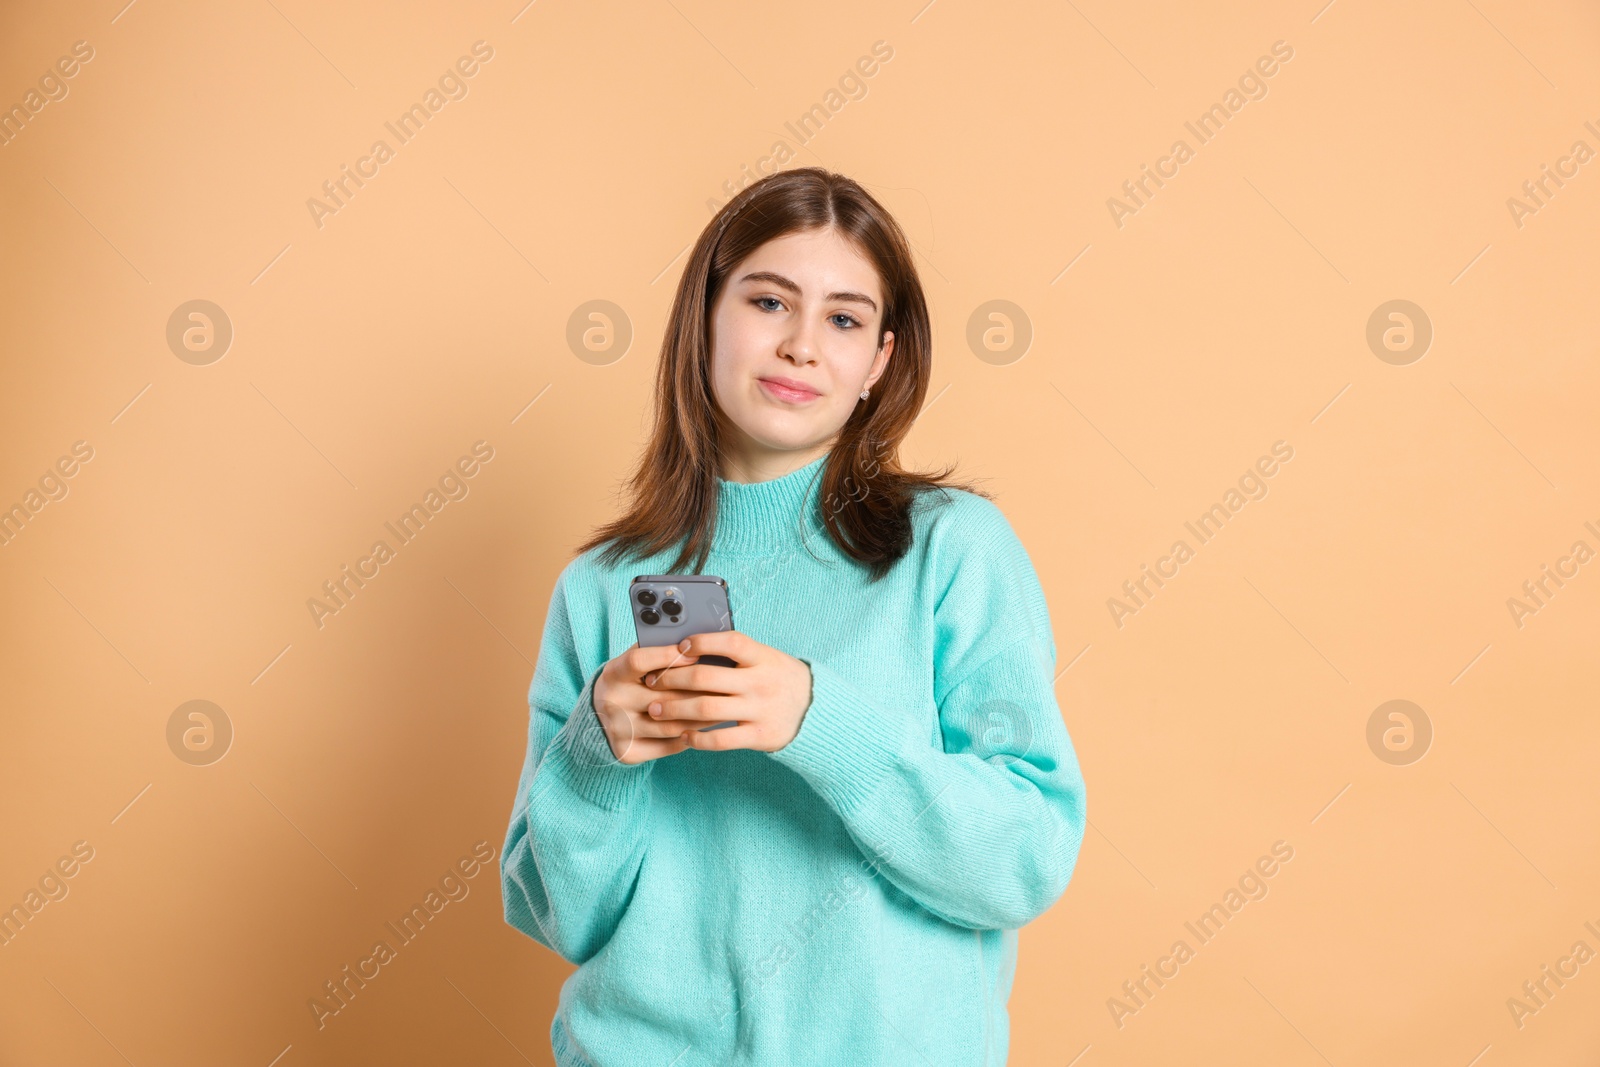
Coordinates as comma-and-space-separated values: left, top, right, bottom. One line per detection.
500, 453, 1087, 1066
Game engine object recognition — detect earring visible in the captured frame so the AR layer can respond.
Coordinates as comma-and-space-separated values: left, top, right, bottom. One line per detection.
859, 388, 870, 401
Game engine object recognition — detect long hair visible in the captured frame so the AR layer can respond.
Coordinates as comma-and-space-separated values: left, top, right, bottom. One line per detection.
578, 166, 989, 582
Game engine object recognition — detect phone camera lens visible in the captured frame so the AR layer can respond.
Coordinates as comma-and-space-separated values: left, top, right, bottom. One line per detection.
640, 609, 660, 625
636, 589, 657, 606
661, 599, 682, 616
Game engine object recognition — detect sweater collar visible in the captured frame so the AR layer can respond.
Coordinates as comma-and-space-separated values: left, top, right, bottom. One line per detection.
711, 452, 833, 557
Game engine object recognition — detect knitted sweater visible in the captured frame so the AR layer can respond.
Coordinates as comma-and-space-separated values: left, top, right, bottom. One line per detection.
500, 452, 1087, 1066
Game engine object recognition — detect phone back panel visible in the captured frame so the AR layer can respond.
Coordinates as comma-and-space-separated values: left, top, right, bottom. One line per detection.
629, 575, 736, 669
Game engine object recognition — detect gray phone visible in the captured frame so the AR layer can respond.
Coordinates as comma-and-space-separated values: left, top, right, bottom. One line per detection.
630, 575, 738, 731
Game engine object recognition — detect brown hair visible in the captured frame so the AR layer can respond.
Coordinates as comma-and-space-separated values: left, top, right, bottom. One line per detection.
578, 166, 989, 582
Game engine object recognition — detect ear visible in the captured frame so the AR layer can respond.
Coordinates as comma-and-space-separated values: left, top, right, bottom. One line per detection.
864, 330, 894, 390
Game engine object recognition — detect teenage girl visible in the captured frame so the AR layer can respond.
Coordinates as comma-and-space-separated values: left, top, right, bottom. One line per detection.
501, 167, 1087, 1066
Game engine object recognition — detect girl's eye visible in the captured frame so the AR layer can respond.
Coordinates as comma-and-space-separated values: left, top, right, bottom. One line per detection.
751, 296, 861, 330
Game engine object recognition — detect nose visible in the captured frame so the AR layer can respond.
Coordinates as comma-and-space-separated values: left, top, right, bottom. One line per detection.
779, 315, 818, 365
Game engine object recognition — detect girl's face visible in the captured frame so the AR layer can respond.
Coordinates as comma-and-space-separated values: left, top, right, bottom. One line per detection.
708, 227, 894, 480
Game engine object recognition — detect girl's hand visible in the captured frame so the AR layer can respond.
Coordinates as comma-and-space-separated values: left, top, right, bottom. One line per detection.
641, 631, 813, 752
591, 642, 713, 764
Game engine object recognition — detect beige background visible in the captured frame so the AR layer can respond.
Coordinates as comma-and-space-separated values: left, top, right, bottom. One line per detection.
2, 0, 1598, 1063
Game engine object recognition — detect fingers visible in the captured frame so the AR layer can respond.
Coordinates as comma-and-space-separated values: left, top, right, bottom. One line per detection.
600, 639, 762, 759
603, 695, 738, 741
644, 694, 736, 723
624, 695, 711, 737
622, 642, 701, 677
646, 662, 741, 695
631, 716, 698, 739
678, 629, 755, 664
624, 633, 754, 679
620, 685, 706, 713
679, 722, 763, 752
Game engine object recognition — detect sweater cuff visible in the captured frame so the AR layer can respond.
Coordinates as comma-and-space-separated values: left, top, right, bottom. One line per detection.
538, 664, 654, 812
768, 658, 908, 814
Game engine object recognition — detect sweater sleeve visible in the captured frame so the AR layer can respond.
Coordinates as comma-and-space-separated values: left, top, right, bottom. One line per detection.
767, 495, 1087, 931
500, 561, 656, 965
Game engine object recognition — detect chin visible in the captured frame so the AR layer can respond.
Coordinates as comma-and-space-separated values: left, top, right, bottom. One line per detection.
739, 421, 825, 454
738, 409, 807, 440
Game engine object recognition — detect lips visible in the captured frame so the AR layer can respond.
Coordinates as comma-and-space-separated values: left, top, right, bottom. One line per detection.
758, 377, 821, 403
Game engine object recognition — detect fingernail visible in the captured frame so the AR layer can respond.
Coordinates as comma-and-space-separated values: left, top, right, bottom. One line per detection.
679, 639, 691, 652
648, 703, 661, 716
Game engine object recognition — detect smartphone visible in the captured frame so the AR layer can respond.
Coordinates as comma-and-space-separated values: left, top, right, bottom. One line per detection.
629, 575, 738, 731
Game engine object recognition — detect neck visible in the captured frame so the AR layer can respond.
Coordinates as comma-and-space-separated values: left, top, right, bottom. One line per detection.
717, 435, 835, 485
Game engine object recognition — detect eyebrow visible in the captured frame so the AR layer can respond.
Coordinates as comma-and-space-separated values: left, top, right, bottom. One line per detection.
735, 270, 879, 314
